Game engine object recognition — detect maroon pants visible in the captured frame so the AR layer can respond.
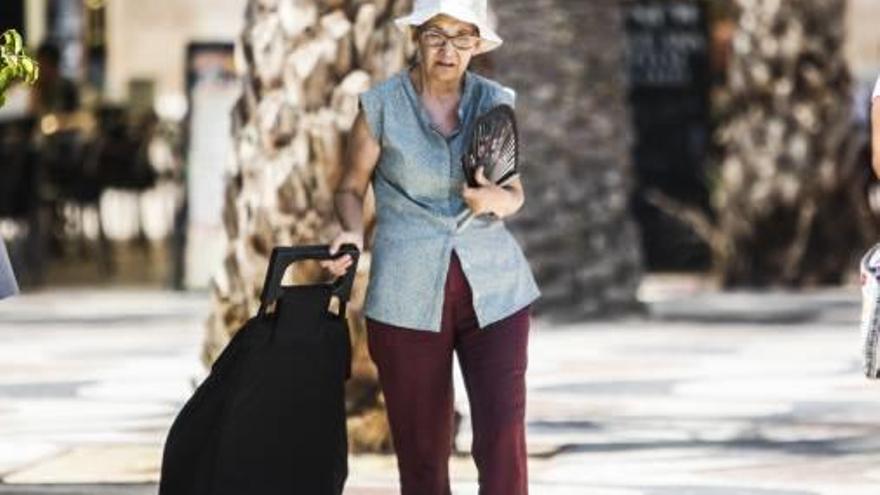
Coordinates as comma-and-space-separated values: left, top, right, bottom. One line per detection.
366, 251, 530, 495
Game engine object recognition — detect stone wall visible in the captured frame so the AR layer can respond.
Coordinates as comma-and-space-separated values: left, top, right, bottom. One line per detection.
491, 0, 644, 319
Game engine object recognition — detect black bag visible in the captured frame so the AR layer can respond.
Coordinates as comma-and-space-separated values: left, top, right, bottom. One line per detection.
159, 244, 359, 495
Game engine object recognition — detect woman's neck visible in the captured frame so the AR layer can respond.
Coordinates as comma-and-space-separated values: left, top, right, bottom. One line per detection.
411, 65, 463, 102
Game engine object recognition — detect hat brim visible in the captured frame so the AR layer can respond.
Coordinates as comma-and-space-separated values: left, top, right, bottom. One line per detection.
395, 8, 502, 55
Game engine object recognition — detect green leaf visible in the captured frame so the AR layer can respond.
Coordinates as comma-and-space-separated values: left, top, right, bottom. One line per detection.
0, 30, 38, 107
2, 30, 22, 54
26, 63, 38, 84
1, 32, 12, 55
10, 31, 22, 54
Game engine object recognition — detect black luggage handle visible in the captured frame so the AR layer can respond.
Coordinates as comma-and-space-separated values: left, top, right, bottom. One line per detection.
258, 244, 360, 316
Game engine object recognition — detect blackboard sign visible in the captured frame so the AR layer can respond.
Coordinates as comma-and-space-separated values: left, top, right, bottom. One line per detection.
624, 0, 713, 270
625, 0, 708, 88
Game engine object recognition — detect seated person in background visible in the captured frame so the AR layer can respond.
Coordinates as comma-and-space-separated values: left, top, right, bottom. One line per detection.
28, 42, 92, 136
28, 42, 79, 116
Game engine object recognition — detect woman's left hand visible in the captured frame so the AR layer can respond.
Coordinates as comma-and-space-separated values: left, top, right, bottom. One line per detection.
461, 166, 509, 217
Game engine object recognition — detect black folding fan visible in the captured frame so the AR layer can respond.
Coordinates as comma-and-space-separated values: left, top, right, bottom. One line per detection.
457, 104, 520, 230
461, 104, 519, 188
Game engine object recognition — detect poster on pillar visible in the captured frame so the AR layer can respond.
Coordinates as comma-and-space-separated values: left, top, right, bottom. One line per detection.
624, 0, 712, 271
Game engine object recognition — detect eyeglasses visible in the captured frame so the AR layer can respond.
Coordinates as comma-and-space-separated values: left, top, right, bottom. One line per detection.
419, 29, 480, 50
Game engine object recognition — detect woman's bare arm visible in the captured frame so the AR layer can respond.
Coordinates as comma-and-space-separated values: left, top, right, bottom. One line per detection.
335, 111, 380, 234
322, 110, 381, 275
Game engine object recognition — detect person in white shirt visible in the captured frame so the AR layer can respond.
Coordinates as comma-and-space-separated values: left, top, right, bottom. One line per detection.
872, 76, 880, 178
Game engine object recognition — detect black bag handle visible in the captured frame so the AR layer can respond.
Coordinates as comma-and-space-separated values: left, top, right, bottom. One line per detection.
258, 243, 360, 316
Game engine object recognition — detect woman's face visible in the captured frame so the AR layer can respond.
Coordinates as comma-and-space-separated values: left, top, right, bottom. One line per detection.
416, 15, 480, 84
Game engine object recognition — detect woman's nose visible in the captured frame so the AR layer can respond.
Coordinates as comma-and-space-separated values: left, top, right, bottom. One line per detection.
437, 44, 455, 57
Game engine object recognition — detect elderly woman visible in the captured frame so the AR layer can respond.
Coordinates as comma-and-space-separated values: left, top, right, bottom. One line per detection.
322, 1, 540, 493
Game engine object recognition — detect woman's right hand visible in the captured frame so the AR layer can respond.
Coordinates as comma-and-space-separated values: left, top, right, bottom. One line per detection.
320, 231, 364, 277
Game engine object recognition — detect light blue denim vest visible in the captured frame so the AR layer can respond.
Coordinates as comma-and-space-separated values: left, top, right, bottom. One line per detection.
359, 68, 541, 332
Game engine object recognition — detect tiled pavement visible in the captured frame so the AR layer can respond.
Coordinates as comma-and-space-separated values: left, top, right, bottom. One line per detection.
0, 285, 879, 494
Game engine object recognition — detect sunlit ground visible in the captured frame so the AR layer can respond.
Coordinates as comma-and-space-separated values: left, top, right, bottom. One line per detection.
0, 276, 878, 494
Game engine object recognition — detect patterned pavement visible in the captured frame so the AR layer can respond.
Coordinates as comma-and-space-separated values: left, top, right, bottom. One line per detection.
0, 285, 878, 494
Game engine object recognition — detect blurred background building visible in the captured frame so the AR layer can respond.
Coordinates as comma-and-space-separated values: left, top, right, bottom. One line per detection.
0, 0, 246, 292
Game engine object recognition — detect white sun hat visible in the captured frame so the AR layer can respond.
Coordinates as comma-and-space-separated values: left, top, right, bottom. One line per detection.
395, 0, 503, 55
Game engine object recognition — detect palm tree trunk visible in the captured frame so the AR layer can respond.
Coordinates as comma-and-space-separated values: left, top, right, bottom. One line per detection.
490, 0, 644, 318
715, 0, 872, 285
204, 0, 413, 453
